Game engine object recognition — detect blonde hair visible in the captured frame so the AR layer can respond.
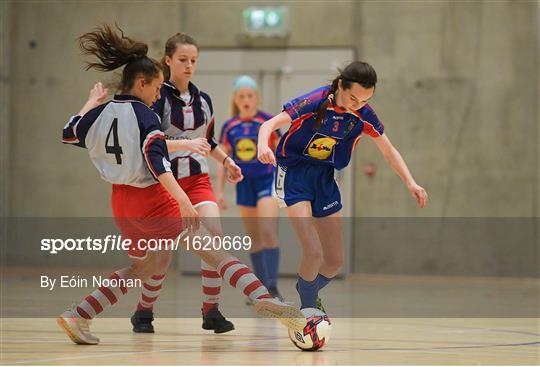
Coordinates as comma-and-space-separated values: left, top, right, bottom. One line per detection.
229, 88, 260, 117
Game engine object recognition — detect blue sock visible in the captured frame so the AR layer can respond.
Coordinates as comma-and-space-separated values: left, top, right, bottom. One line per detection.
263, 248, 280, 289
296, 276, 318, 309
316, 273, 332, 291
250, 250, 270, 288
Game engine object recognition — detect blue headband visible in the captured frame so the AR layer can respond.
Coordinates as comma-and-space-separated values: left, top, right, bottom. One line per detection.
233, 75, 257, 91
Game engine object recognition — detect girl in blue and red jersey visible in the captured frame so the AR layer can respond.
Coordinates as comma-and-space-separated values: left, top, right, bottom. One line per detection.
258, 61, 428, 312
217, 76, 283, 301
59, 25, 303, 345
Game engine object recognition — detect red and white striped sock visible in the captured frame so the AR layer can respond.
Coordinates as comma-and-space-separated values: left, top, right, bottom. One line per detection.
217, 256, 273, 302
75, 269, 129, 320
201, 260, 221, 315
137, 274, 166, 311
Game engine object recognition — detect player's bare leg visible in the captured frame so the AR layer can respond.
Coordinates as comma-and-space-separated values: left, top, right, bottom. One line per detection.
313, 210, 344, 311
286, 201, 328, 310
191, 246, 305, 331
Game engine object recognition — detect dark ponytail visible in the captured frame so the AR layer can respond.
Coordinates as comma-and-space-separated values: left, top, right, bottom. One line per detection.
78, 23, 162, 93
314, 61, 377, 129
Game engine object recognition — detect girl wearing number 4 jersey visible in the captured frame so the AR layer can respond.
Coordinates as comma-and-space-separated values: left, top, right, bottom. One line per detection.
258, 61, 428, 312
58, 24, 304, 345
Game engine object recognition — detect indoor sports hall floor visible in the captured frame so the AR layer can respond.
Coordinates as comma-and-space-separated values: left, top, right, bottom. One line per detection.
1, 269, 538, 365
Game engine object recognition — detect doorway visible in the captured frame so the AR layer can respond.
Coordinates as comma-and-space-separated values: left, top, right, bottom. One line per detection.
179, 48, 356, 275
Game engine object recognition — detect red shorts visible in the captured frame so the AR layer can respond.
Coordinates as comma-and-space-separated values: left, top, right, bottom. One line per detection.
178, 173, 217, 208
112, 183, 184, 259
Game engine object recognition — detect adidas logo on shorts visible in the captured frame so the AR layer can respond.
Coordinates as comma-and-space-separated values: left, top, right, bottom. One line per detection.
323, 201, 339, 211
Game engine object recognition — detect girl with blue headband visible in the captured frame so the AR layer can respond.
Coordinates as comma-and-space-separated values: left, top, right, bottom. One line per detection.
217, 75, 284, 301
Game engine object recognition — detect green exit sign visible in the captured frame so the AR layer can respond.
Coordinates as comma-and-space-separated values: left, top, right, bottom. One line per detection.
243, 6, 288, 36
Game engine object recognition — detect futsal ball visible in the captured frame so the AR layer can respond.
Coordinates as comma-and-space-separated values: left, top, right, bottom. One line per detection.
288, 308, 332, 351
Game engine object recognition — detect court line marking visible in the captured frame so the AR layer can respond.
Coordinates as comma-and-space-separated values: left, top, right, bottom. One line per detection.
2, 336, 296, 365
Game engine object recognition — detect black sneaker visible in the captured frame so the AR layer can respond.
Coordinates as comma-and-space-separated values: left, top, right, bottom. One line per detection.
131, 310, 155, 333
202, 308, 235, 334
268, 286, 284, 302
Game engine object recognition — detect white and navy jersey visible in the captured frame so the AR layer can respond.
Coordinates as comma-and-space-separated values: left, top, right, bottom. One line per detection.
62, 94, 171, 188
152, 81, 218, 179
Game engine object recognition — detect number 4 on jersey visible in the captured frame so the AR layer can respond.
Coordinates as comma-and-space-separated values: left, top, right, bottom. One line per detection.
105, 118, 123, 164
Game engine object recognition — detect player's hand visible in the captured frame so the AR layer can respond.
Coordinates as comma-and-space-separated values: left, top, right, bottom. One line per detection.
224, 158, 243, 184
187, 138, 211, 156
408, 183, 428, 208
258, 144, 276, 166
89, 82, 108, 104
215, 191, 227, 211
179, 201, 200, 233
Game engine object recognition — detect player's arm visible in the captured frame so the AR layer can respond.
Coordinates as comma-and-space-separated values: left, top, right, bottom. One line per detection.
210, 145, 243, 184
215, 144, 232, 210
166, 138, 211, 155
208, 112, 243, 183
257, 111, 292, 166
372, 134, 428, 208
78, 82, 108, 116
144, 131, 200, 231
62, 82, 108, 148
157, 171, 200, 232
202, 92, 221, 155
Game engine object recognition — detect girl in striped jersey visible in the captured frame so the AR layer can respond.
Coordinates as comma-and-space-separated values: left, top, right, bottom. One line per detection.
58, 24, 303, 345
129, 33, 248, 334
217, 76, 284, 302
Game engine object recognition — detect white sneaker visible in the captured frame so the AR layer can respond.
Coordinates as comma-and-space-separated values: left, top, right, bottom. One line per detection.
254, 297, 305, 332
57, 305, 99, 345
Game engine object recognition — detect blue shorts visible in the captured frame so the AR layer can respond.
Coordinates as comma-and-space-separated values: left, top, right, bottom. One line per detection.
236, 174, 274, 207
273, 163, 342, 217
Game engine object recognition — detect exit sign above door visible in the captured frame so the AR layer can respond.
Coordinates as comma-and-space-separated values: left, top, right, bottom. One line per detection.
242, 6, 289, 37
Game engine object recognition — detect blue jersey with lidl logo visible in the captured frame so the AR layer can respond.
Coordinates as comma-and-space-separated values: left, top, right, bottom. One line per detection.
276, 86, 384, 170
220, 111, 281, 177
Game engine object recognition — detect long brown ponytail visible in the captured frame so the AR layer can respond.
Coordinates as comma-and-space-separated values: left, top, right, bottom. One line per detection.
78, 23, 162, 92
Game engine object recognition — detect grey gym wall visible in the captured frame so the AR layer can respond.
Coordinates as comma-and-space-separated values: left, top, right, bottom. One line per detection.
4, 1, 539, 277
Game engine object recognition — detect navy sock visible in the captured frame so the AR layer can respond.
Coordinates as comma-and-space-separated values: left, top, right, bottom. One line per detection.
249, 250, 269, 288
316, 273, 332, 291
263, 248, 280, 289
296, 276, 318, 309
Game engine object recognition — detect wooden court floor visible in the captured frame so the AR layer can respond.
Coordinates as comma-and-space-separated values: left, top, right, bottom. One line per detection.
0, 269, 538, 365
1, 317, 538, 365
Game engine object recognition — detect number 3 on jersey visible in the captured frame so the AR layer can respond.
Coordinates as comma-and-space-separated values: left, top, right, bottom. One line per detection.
106, 118, 123, 164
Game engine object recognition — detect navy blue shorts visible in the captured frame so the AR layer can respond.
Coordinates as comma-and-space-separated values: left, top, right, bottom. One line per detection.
273, 163, 342, 217
236, 174, 274, 207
